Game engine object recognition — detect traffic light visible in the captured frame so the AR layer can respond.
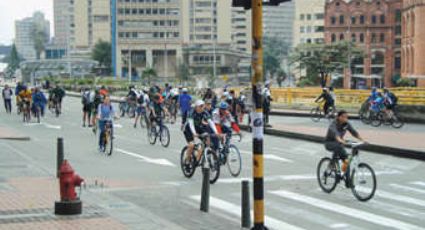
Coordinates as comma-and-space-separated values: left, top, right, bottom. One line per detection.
232, 0, 291, 10
232, 0, 251, 10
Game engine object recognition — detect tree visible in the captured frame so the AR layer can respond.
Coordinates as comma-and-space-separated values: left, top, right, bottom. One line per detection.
177, 61, 190, 85
290, 41, 364, 87
142, 68, 157, 85
91, 40, 112, 74
32, 21, 49, 60
276, 68, 287, 87
5, 44, 21, 78
263, 37, 291, 81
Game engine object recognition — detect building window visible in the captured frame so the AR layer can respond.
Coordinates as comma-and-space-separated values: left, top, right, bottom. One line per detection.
351, 33, 356, 42
380, 15, 385, 24
360, 15, 365, 24
331, 16, 336, 25
300, 26, 305, 33
395, 10, 402, 23
339, 15, 345, 24
331, 34, 336, 43
307, 14, 312, 20
372, 15, 377, 24
139, 9, 145, 14
306, 38, 312, 43
315, 26, 324, 32
395, 38, 401, 45
395, 25, 401, 35
359, 33, 364, 43
351, 16, 356, 24
315, 13, 324, 20
300, 14, 305, 20
132, 8, 137, 14
371, 33, 377, 43
380, 33, 385, 42
340, 33, 344, 41
306, 26, 312, 33
395, 55, 401, 69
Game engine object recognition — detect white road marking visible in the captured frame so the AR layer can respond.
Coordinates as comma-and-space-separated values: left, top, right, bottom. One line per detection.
190, 195, 304, 230
410, 181, 425, 188
241, 150, 293, 163
116, 148, 175, 167
43, 122, 61, 129
329, 223, 349, 229
390, 184, 425, 195
356, 187, 425, 208
270, 190, 424, 230
113, 124, 123, 128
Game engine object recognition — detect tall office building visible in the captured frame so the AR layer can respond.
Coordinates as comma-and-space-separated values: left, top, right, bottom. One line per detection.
15, 12, 50, 60
293, 0, 326, 47
53, 0, 111, 58
263, 1, 295, 46
232, 8, 252, 54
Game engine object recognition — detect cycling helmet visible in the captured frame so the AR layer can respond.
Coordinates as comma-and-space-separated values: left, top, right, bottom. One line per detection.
219, 102, 229, 110
194, 100, 205, 107
182, 88, 188, 93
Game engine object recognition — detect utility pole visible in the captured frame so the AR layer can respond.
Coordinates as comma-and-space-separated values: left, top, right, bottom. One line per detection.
128, 49, 132, 84
232, 1, 290, 229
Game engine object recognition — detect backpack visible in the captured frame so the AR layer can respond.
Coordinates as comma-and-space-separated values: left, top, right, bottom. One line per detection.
389, 92, 398, 104
82, 92, 90, 105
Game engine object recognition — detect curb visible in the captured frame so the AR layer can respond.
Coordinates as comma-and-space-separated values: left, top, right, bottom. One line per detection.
239, 124, 425, 161
0, 136, 31, 141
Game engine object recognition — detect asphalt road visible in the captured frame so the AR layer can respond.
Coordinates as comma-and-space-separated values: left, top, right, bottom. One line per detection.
1, 96, 424, 230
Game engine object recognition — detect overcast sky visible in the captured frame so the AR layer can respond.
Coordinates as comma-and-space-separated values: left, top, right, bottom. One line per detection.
0, 0, 53, 45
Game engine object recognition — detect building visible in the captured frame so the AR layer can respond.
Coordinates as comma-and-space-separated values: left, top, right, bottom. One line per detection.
324, 0, 402, 89
15, 12, 50, 60
263, 1, 295, 46
112, 0, 250, 85
232, 8, 252, 54
53, 0, 111, 58
402, 0, 425, 87
293, 0, 326, 47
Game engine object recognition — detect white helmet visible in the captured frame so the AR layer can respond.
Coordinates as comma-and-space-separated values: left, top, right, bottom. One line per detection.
194, 99, 205, 107
182, 88, 188, 93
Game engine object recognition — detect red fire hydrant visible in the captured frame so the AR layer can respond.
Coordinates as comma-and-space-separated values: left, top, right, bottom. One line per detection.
55, 160, 84, 215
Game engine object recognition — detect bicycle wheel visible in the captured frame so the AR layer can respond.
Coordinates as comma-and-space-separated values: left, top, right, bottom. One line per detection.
180, 146, 196, 178
351, 163, 376, 202
370, 112, 383, 127
104, 130, 113, 156
206, 149, 220, 184
391, 115, 404, 129
310, 107, 321, 122
317, 157, 338, 193
227, 144, 242, 177
148, 126, 157, 145
160, 126, 170, 147
360, 110, 372, 125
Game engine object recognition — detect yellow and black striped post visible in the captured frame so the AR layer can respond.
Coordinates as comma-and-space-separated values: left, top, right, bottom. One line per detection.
251, 0, 266, 229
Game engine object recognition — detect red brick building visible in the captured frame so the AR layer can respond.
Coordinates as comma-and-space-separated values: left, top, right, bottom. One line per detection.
402, 0, 425, 87
324, 0, 402, 89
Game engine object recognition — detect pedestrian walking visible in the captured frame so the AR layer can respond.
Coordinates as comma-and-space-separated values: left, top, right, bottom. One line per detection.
2, 85, 13, 114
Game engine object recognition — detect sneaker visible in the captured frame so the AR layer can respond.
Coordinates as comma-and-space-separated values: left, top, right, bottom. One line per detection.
88, 124, 93, 128
133, 123, 137, 128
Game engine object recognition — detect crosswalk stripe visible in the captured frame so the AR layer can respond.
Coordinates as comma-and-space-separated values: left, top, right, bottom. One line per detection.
356, 187, 425, 208
190, 195, 305, 230
410, 181, 425, 188
390, 184, 425, 195
269, 190, 424, 230
241, 150, 293, 163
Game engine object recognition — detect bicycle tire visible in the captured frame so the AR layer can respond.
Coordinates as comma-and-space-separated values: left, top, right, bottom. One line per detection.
391, 115, 404, 129
370, 112, 382, 127
106, 131, 113, 156
148, 127, 157, 145
317, 157, 338, 193
227, 144, 242, 177
180, 146, 196, 178
351, 163, 376, 202
160, 126, 170, 147
310, 107, 321, 122
206, 149, 220, 184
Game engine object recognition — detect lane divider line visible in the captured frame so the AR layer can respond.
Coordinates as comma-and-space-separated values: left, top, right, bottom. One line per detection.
116, 148, 175, 167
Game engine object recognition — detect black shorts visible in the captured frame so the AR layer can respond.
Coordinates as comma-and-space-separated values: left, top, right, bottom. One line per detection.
183, 125, 208, 143
83, 103, 92, 112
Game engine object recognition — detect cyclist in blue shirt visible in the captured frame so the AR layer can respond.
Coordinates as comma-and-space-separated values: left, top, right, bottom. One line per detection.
32, 87, 47, 117
371, 92, 385, 113
179, 88, 192, 127
97, 96, 116, 151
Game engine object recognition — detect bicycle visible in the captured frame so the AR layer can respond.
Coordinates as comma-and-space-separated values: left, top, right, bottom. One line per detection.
33, 104, 42, 124
99, 120, 113, 156
180, 133, 221, 184
50, 98, 61, 117
310, 101, 335, 122
147, 116, 170, 147
317, 141, 377, 202
119, 99, 137, 118
218, 133, 242, 177
21, 100, 31, 123
370, 110, 404, 129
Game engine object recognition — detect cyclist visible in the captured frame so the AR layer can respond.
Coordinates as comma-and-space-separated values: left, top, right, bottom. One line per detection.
383, 88, 398, 114
179, 88, 192, 129
325, 110, 365, 185
329, 87, 337, 114
19, 86, 32, 115
212, 102, 241, 153
203, 88, 217, 110
205, 99, 214, 115
32, 87, 47, 117
150, 94, 168, 131
183, 100, 219, 168
51, 85, 65, 113
133, 90, 149, 128
371, 92, 385, 114
97, 96, 116, 152
99, 85, 109, 97
15, 82, 26, 113
315, 88, 334, 117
